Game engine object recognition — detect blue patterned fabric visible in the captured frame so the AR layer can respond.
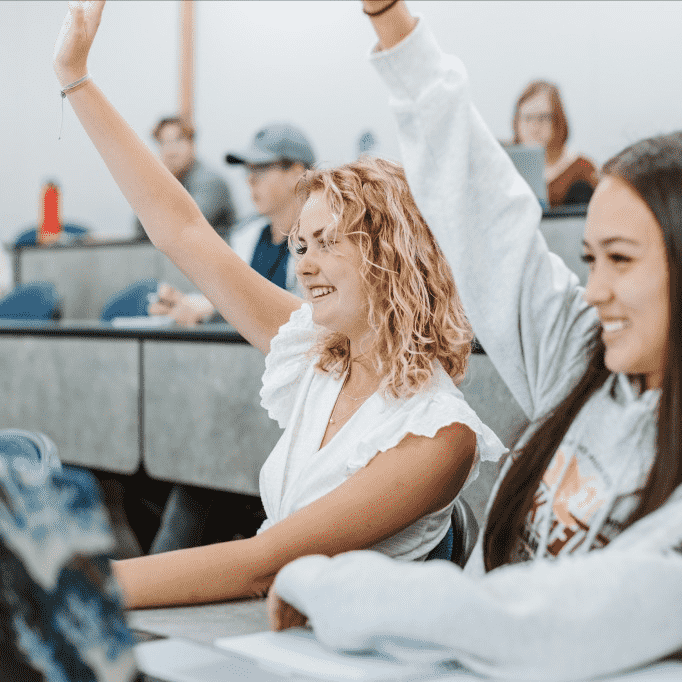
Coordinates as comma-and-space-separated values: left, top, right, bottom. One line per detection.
0, 459, 139, 681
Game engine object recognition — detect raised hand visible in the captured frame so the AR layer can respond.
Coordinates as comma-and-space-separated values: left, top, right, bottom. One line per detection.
53, 0, 105, 86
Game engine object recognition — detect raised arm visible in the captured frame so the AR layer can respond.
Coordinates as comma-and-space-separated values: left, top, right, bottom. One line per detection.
112, 421, 475, 609
271, 492, 682, 681
53, 1, 301, 354
362, 0, 417, 50
364, 2, 596, 422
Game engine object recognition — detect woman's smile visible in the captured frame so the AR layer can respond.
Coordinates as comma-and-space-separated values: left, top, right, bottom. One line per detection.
310, 285, 337, 301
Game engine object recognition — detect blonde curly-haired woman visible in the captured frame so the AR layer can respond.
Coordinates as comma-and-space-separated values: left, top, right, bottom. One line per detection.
52, 0, 505, 609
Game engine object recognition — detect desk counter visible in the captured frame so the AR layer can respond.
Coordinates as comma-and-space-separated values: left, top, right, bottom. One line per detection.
0, 320, 527, 522
0, 320, 282, 495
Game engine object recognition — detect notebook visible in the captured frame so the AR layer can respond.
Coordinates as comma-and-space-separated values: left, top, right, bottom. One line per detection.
135, 632, 682, 682
502, 143, 548, 209
136, 630, 472, 682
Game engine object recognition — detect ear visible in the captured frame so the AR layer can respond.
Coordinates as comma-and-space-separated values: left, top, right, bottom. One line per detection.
286, 162, 306, 190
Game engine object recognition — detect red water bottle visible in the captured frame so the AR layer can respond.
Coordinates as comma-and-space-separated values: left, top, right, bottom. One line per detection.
39, 181, 61, 245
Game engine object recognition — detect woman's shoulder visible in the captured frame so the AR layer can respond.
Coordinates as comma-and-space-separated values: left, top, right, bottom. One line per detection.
351, 361, 506, 477
547, 148, 599, 207
260, 303, 320, 429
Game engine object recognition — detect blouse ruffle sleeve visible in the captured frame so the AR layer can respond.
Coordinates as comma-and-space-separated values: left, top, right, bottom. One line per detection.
349, 382, 507, 485
260, 303, 319, 429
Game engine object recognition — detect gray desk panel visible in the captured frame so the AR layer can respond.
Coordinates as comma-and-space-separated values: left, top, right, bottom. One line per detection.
539, 215, 588, 285
155, 251, 202, 293
0, 336, 139, 472
457, 354, 529, 524
129, 599, 269, 644
143, 342, 282, 494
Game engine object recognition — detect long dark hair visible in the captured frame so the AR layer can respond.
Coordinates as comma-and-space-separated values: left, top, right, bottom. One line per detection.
484, 132, 682, 571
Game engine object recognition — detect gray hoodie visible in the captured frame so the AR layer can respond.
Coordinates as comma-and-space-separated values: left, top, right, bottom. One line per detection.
273, 18, 682, 681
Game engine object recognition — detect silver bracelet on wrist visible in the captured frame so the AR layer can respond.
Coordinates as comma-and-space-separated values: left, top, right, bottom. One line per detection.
60, 73, 92, 98
58, 74, 91, 141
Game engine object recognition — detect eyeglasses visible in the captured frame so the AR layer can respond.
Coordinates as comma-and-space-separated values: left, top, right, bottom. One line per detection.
520, 112, 554, 124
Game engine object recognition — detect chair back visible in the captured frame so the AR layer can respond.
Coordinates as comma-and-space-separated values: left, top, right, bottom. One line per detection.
0, 282, 62, 320
100, 278, 159, 321
450, 497, 479, 568
13, 223, 89, 248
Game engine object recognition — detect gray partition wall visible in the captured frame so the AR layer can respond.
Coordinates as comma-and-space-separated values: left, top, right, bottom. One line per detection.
0, 336, 139, 471
18, 242, 200, 319
143, 341, 282, 495
15, 215, 586, 320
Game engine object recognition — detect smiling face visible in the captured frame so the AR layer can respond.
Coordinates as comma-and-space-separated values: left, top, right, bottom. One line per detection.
582, 175, 670, 389
294, 191, 372, 350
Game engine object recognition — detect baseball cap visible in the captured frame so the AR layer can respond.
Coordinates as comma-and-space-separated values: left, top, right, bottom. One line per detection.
225, 123, 315, 168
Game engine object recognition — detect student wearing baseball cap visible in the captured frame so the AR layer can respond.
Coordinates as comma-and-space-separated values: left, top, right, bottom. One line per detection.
148, 123, 316, 327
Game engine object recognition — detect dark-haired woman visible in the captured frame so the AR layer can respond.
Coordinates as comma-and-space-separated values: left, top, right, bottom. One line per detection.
268, 2, 682, 679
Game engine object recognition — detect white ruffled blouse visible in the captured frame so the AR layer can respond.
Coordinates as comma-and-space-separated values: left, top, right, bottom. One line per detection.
257, 303, 506, 561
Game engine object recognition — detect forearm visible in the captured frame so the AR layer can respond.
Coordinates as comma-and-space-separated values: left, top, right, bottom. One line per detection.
275, 549, 682, 681
62, 80, 202, 251
112, 536, 273, 609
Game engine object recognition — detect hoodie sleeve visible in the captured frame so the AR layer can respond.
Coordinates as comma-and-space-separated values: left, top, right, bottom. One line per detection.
370, 19, 597, 422
274, 489, 682, 681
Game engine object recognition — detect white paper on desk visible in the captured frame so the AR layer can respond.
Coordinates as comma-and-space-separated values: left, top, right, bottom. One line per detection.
214, 628, 463, 681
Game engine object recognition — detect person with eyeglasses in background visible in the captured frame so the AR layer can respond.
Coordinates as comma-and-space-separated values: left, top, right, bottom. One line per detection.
513, 80, 599, 208
133, 116, 236, 241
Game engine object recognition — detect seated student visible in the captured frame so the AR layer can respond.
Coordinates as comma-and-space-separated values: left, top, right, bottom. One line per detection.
53, 1, 506, 608
513, 79, 598, 208
133, 116, 236, 241
267, 3, 682, 680
148, 123, 315, 326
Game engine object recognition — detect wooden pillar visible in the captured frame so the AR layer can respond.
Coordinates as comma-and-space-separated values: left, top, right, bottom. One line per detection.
178, 0, 195, 127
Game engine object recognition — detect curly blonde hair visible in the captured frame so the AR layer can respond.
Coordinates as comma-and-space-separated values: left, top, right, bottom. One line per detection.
290, 157, 472, 400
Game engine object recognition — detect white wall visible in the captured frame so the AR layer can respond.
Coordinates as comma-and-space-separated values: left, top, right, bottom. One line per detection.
1, 0, 681, 246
